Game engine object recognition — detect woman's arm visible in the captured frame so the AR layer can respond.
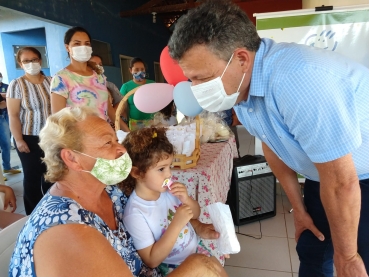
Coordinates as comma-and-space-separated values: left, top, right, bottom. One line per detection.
51, 93, 67, 114
34, 224, 133, 277
169, 254, 228, 277
7, 98, 30, 153
0, 184, 17, 212
107, 102, 130, 132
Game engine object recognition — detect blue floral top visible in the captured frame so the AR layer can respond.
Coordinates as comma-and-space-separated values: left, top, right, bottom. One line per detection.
9, 186, 161, 277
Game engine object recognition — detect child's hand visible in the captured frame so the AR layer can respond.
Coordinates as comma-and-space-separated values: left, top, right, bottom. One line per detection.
172, 204, 193, 228
169, 182, 190, 204
2, 186, 17, 212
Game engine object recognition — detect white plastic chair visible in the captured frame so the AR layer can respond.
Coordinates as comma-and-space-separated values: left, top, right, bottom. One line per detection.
0, 216, 29, 277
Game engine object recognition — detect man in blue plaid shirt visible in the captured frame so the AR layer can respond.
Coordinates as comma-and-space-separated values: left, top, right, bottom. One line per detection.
168, 1, 369, 277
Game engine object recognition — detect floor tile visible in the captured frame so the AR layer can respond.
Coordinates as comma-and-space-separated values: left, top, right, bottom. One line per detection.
237, 212, 287, 238
14, 196, 25, 214
282, 195, 292, 213
225, 266, 292, 277
4, 171, 24, 186
9, 181, 24, 197
226, 235, 292, 272
18, 210, 26, 216
276, 182, 282, 196
285, 211, 295, 239
276, 194, 284, 214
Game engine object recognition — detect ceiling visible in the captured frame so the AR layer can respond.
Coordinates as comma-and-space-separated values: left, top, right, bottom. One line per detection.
120, 0, 255, 29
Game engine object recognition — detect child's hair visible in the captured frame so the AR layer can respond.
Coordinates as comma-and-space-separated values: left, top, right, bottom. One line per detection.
119, 127, 174, 195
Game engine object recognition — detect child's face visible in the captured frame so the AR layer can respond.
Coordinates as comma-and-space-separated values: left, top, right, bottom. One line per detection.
141, 154, 174, 193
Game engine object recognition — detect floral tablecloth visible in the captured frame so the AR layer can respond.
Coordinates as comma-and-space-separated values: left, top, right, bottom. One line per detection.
171, 137, 238, 265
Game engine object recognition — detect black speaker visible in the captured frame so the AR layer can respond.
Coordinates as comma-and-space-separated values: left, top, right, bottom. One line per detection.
227, 155, 276, 226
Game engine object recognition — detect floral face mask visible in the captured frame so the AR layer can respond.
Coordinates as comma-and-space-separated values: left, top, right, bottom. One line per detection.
133, 71, 146, 81
74, 151, 132, 186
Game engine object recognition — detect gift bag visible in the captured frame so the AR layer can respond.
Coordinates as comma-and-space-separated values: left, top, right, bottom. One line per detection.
207, 202, 240, 254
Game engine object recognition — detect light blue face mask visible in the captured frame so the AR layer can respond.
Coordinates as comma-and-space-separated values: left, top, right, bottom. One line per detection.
74, 151, 132, 186
133, 71, 146, 81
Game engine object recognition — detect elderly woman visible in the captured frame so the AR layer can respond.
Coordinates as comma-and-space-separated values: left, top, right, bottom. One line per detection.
9, 106, 227, 277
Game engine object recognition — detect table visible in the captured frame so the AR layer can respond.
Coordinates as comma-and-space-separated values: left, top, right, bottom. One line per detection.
171, 137, 238, 265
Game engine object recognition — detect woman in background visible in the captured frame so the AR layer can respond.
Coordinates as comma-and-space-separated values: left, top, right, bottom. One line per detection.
50, 26, 129, 132
7, 47, 52, 215
89, 54, 123, 111
120, 57, 155, 131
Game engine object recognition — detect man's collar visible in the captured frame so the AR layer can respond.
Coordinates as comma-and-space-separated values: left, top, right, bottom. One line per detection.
249, 39, 268, 97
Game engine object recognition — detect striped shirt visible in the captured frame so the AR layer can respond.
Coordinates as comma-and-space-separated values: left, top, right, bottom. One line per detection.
7, 76, 51, 136
234, 38, 369, 181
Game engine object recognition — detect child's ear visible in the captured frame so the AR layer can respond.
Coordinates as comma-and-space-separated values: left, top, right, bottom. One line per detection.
130, 166, 141, 179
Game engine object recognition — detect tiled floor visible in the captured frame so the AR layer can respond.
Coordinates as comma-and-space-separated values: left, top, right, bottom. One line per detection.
1, 128, 334, 276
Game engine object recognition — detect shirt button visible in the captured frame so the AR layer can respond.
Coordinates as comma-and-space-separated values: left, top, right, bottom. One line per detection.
262, 135, 266, 138
248, 108, 253, 112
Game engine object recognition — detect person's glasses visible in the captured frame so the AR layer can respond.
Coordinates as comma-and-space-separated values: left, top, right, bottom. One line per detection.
21, 58, 40, 64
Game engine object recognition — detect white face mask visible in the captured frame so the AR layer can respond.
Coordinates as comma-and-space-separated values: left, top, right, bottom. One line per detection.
0, 77, 3, 83
23, 63, 42, 76
71, 46, 92, 62
191, 53, 246, 112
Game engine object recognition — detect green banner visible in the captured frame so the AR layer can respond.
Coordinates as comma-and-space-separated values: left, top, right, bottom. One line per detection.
257, 10, 369, 30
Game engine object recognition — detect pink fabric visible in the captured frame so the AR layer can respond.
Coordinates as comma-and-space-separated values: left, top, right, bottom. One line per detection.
171, 137, 238, 265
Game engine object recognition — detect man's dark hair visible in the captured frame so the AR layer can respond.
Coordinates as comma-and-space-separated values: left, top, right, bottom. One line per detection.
168, 0, 261, 61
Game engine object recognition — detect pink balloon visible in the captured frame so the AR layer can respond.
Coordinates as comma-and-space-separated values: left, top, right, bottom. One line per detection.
133, 83, 174, 113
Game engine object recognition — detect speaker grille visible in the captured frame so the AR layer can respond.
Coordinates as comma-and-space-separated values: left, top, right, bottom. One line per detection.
238, 175, 275, 220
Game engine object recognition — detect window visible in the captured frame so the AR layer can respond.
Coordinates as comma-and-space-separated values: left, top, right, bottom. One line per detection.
91, 39, 113, 66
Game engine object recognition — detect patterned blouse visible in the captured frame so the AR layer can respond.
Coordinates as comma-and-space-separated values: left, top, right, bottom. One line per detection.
9, 186, 161, 277
50, 68, 109, 120
6, 76, 51, 136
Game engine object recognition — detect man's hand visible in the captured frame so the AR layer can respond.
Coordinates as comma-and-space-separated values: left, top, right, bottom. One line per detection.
294, 209, 324, 242
334, 253, 368, 277
191, 219, 220, 240
15, 139, 30, 153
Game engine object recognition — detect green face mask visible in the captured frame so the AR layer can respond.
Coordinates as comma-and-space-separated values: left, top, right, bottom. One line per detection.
74, 151, 132, 186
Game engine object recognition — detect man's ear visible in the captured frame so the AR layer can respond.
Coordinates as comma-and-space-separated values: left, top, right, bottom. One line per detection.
60, 149, 83, 171
130, 166, 141, 179
235, 48, 252, 73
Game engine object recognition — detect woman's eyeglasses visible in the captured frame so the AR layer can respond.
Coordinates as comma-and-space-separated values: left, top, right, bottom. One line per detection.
21, 58, 40, 64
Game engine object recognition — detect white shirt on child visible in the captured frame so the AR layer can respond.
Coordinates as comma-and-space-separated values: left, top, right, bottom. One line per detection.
123, 190, 197, 265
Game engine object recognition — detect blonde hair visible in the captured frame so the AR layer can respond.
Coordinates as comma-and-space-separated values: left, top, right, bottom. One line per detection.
39, 107, 99, 182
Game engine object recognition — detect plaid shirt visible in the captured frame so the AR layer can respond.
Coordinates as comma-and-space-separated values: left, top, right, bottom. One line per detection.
234, 38, 369, 181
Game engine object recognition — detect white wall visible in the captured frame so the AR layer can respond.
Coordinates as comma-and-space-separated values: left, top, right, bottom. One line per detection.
303, 0, 369, 9
0, 6, 70, 83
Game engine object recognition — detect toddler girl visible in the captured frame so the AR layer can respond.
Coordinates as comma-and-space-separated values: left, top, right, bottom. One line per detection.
121, 127, 210, 275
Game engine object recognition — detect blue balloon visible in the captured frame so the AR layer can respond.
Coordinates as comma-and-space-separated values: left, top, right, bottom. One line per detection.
173, 81, 203, 117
